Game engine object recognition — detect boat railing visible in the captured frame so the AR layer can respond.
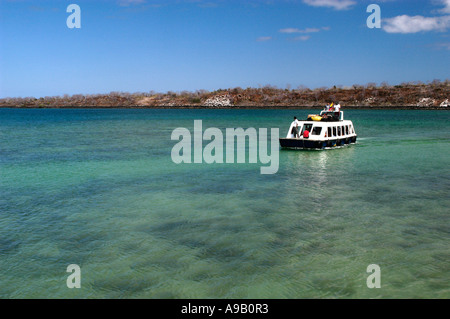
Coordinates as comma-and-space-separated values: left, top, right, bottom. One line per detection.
319, 111, 344, 121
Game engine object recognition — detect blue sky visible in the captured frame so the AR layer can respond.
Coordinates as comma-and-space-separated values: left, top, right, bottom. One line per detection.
0, 0, 449, 98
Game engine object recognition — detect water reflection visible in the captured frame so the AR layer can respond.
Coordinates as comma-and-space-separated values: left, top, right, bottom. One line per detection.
281, 146, 357, 194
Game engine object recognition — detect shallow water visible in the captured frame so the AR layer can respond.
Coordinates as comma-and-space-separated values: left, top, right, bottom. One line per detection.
0, 109, 449, 298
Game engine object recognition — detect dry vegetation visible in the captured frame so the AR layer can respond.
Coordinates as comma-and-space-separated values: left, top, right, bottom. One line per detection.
1, 80, 449, 109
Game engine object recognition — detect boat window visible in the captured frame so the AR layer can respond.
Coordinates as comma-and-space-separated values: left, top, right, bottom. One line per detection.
346, 125, 349, 135
338, 126, 341, 136
342, 126, 345, 136
312, 127, 322, 135
333, 127, 336, 137
328, 127, 332, 138
301, 124, 313, 135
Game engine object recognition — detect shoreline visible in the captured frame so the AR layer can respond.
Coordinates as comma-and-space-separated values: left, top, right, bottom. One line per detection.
1, 105, 448, 110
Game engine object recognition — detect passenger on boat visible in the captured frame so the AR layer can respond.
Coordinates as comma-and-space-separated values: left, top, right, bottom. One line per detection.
334, 103, 341, 120
303, 129, 310, 139
291, 117, 300, 138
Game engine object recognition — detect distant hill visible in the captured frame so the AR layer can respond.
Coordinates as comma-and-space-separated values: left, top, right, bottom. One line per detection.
1, 81, 448, 109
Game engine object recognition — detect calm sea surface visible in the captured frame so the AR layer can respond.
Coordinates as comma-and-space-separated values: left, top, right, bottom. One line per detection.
0, 109, 449, 298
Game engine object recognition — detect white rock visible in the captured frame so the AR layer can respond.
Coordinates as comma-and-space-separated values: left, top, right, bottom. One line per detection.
440, 99, 449, 107
364, 97, 376, 104
417, 98, 435, 107
204, 94, 233, 107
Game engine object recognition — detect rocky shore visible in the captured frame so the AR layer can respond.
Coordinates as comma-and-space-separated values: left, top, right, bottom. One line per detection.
1, 81, 448, 109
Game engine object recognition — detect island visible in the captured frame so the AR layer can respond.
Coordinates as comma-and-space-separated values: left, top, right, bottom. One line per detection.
0, 81, 448, 109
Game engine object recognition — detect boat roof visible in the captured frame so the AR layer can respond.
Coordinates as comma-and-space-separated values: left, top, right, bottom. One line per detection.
297, 110, 352, 124
299, 120, 354, 124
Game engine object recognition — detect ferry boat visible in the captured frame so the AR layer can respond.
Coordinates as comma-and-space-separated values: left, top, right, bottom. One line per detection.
279, 110, 357, 149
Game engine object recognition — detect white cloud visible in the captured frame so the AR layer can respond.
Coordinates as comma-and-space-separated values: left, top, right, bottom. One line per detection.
300, 27, 321, 33
279, 27, 321, 33
294, 35, 311, 41
279, 28, 301, 34
118, 0, 146, 6
439, 0, 450, 13
302, 0, 356, 10
257, 36, 272, 42
383, 15, 450, 33
279, 25, 330, 41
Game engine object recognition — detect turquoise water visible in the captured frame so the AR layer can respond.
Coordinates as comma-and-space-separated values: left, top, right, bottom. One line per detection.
0, 109, 449, 298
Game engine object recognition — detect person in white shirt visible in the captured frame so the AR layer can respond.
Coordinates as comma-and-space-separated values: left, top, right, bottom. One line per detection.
333, 103, 341, 120
291, 116, 300, 138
